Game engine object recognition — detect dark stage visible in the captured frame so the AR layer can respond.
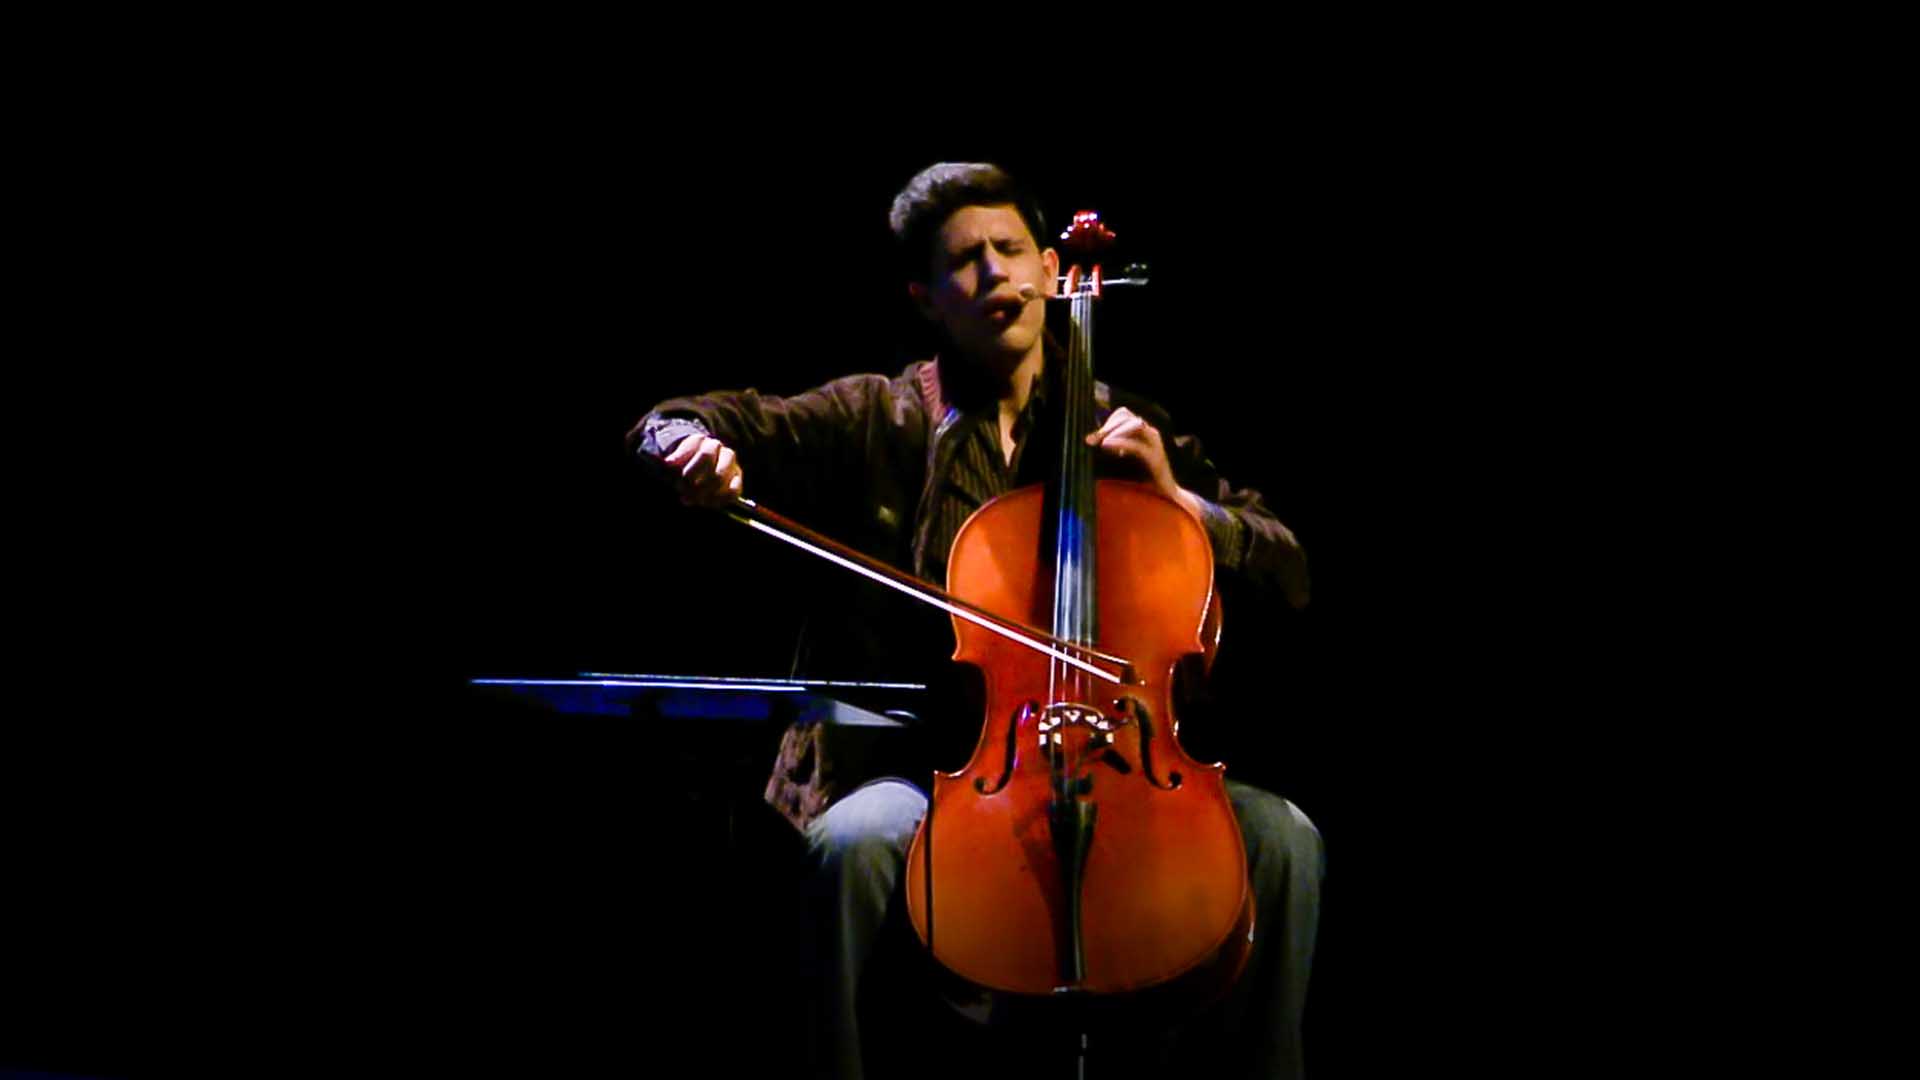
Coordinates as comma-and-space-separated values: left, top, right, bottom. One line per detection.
4, 123, 1643, 1076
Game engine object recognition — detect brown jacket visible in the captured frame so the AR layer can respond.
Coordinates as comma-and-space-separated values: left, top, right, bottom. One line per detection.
629, 357, 1307, 827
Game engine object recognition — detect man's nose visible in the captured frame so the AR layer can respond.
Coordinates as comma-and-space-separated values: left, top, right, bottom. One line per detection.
979, 249, 1010, 286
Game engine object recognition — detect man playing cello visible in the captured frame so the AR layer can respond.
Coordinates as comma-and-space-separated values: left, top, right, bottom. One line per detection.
631, 162, 1323, 1079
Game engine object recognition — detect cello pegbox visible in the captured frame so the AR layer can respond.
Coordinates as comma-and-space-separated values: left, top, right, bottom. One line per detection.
1059, 209, 1118, 258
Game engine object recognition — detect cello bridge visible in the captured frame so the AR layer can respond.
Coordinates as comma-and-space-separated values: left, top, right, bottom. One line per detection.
1035, 701, 1128, 752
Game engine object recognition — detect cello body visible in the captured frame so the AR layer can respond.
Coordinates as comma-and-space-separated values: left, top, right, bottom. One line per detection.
903, 479, 1251, 1015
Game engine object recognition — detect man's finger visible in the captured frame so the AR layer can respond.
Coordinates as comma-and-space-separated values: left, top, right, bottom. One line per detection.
1094, 417, 1147, 446
1087, 408, 1140, 444
670, 436, 711, 469
680, 438, 720, 478
668, 433, 725, 466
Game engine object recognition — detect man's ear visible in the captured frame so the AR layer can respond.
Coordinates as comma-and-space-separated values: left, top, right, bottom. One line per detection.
1042, 246, 1060, 285
908, 281, 936, 322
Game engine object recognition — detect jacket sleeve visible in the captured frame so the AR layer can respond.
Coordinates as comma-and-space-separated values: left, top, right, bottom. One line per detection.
1111, 392, 1311, 612
1170, 431, 1310, 611
626, 374, 894, 514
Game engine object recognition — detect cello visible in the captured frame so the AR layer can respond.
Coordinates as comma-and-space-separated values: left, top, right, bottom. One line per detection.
901, 211, 1252, 1022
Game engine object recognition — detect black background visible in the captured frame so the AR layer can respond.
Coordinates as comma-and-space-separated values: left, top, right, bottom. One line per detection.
3, 81, 1694, 1076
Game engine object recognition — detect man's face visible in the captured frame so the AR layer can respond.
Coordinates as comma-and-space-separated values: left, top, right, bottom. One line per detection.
913, 204, 1059, 373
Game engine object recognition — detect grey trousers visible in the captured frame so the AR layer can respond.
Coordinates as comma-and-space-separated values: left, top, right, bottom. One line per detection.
798, 778, 1325, 1079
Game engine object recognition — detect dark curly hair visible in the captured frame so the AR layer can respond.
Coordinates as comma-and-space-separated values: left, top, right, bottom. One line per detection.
888, 163, 1049, 284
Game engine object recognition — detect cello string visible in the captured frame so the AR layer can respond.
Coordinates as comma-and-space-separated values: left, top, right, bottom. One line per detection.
1074, 287, 1089, 777
1072, 286, 1093, 784
1047, 282, 1070, 772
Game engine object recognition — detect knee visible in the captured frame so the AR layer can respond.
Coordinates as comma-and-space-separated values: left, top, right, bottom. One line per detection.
1230, 784, 1325, 887
805, 779, 926, 881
